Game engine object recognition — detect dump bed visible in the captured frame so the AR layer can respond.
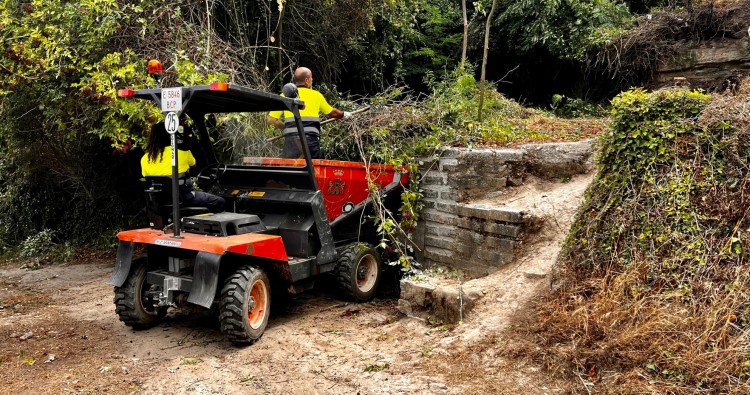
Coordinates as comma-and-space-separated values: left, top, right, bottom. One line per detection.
237, 158, 408, 224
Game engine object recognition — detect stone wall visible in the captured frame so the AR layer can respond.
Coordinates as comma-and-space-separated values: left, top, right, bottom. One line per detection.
655, 38, 750, 90
413, 141, 594, 277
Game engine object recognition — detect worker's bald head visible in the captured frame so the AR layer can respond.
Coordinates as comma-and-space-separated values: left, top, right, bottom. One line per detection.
293, 67, 312, 87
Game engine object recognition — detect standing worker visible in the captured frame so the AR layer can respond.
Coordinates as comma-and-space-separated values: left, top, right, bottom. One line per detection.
266, 67, 350, 159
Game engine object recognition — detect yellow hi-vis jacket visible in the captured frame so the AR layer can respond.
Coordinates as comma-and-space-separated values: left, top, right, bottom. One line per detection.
268, 87, 334, 136
141, 147, 195, 177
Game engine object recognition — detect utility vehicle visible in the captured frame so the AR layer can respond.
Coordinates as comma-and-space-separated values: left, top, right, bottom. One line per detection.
108, 73, 407, 344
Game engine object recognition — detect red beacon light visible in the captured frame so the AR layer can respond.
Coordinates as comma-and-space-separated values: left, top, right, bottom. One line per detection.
147, 59, 163, 83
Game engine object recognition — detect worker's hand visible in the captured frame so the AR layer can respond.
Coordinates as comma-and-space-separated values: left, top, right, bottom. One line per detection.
343, 111, 352, 119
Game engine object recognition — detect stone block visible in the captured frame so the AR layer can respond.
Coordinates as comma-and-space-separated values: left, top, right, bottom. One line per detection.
448, 255, 472, 269
422, 189, 439, 199
452, 242, 473, 257
398, 279, 483, 323
420, 184, 451, 194
454, 217, 522, 238
455, 231, 518, 251
438, 158, 459, 172
431, 286, 477, 324
399, 279, 437, 308
422, 209, 457, 226
474, 249, 514, 265
425, 224, 456, 238
423, 170, 448, 185
412, 220, 426, 262
444, 147, 524, 163
424, 235, 455, 249
440, 191, 458, 201
424, 248, 456, 265
396, 299, 414, 316
520, 140, 595, 179
435, 202, 457, 213
455, 204, 524, 224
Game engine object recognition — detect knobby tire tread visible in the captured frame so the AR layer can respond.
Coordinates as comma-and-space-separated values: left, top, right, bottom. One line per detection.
334, 243, 380, 302
219, 266, 269, 345
113, 257, 166, 330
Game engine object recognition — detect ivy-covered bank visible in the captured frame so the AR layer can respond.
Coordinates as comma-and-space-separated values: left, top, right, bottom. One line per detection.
515, 82, 750, 393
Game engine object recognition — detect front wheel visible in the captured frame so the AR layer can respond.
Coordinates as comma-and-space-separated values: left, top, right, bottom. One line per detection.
335, 243, 382, 302
114, 257, 167, 329
219, 266, 271, 345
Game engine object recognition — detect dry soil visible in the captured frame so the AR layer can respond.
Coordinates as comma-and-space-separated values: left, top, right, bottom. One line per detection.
0, 172, 592, 395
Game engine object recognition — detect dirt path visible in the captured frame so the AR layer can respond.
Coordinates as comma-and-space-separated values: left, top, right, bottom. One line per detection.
0, 173, 592, 395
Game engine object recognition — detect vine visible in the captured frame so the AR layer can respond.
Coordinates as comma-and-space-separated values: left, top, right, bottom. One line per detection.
518, 82, 750, 393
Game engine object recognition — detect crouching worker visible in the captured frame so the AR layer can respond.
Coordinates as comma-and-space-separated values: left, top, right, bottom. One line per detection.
141, 122, 225, 212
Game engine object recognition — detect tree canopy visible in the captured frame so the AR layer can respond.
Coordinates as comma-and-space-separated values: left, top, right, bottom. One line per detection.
0, 0, 698, 249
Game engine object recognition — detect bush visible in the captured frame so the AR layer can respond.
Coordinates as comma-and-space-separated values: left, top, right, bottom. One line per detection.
515, 85, 750, 393
19, 229, 55, 259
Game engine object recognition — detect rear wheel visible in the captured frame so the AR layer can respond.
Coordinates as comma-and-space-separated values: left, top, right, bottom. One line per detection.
114, 257, 167, 329
335, 243, 382, 302
219, 266, 271, 345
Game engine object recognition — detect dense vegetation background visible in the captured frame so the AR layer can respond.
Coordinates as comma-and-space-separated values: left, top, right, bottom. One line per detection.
0, 0, 745, 254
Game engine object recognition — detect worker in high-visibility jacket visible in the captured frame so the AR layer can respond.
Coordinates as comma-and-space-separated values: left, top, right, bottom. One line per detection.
141, 122, 225, 212
266, 67, 351, 159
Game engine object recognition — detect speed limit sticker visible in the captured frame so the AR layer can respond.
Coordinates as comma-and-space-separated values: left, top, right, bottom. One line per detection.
165, 112, 179, 134
161, 87, 182, 112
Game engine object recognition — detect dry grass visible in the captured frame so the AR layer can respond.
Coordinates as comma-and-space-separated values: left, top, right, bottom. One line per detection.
508, 81, 750, 393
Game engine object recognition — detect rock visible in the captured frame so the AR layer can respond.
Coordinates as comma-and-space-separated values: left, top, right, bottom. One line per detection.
19, 331, 33, 340
368, 312, 390, 325
655, 39, 750, 91
13, 303, 24, 312
400, 279, 436, 308
520, 140, 595, 179
396, 299, 413, 317
45, 354, 56, 363
399, 278, 484, 323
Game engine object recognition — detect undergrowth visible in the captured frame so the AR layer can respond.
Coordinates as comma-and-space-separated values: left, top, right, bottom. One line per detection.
512, 79, 750, 393
315, 67, 607, 266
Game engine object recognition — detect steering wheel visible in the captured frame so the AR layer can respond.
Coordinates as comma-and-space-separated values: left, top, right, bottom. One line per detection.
196, 163, 227, 190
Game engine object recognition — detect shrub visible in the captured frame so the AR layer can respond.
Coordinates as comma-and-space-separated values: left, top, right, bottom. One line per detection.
516, 85, 750, 393
19, 229, 55, 258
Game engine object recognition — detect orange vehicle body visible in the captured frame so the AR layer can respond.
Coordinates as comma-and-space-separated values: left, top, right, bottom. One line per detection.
117, 158, 408, 262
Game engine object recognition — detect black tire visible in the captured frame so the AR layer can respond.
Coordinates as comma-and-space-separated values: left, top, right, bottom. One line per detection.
114, 257, 167, 329
335, 243, 382, 302
219, 266, 271, 345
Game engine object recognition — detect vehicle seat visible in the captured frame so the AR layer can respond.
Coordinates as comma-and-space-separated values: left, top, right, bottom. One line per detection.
144, 177, 211, 230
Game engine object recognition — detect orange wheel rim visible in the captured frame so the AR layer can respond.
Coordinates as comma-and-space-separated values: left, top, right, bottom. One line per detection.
355, 254, 378, 293
247, 279, 267, 329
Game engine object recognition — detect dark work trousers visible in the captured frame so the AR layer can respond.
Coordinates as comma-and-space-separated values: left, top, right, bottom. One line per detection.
282, 132, 322, 159
180, 182, 225, 213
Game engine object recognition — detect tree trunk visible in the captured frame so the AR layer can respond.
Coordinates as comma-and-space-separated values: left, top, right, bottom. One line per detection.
205, 0, 212, 61
278, 2, 285, 89
461, 0, 468, 66
478, 0, 498, 122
